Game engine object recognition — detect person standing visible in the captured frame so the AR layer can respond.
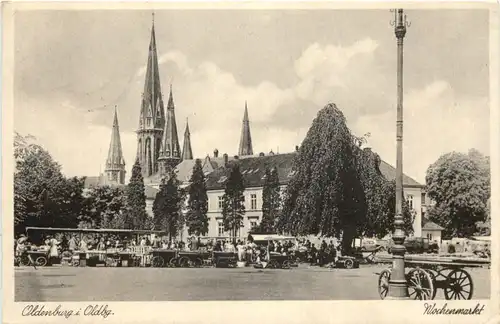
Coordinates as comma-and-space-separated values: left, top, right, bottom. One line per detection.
48, 236, 60, 266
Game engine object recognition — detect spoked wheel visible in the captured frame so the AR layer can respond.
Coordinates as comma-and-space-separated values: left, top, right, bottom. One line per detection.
19, 255, 31, 266
169, 258, 178, 267
35, 256, 48, 267
444, 269, 473, 300
378, 269, 391, 300
151, 256, 165, 268
407, 268, 434, 300
426, 270, 439, 300
344, 259, 354, 269
193, 258, 203, 268
178, 257, 190, 268
281, 260, 291, 269
268, 260, 279, 269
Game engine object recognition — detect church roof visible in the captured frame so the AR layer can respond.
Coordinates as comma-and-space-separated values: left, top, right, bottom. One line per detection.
105, 107, 126, 170
204, 152, 423, 190
159, 85, 181, 160
238, 102, 253, 156
138, 18, 165, 132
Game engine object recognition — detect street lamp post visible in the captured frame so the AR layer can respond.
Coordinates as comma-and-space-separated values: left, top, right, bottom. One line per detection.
387, 8, 410, 300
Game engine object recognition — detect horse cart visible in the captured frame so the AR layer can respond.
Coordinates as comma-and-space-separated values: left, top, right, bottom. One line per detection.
377, 254, 490, 300
267, 253, 293, 269
213, 251, 238, 268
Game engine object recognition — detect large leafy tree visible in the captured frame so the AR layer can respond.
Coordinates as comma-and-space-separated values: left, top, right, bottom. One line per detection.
185, 159, 209, 236
354, 148, 414, 238
222, 163, 246, 238
14, 133, 86, 235
426, 150, 490, 238
153, 171, 185, 239
81, 185, 126, 228
125, 159, 148, 229
259, 167, 281, 233
277, 104, 366, 253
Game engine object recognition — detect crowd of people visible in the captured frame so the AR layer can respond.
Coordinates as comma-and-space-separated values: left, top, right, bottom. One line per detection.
15, 232, 346, 267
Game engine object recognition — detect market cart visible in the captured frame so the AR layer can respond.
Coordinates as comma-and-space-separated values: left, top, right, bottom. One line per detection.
377, 254, 490, 300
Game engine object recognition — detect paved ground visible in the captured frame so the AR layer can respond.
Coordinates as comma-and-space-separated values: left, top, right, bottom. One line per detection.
15, 264, 490, 301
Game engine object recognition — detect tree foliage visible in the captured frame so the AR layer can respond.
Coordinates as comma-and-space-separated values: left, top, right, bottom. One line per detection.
425, 150, 490, 238
259, 167, 281, 233
277, 104, 366, 253
185, 159, 209, 236
354, 148, 414, 238
125, 159, 148, 229
153, 171, 185, 239
14, 133, 86, 234
222, 163, 246, 238
81, 185, 126, 229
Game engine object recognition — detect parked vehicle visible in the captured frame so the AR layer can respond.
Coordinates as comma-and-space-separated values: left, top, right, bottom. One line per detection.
388, 237, 439, 254
360, 238, 388, 252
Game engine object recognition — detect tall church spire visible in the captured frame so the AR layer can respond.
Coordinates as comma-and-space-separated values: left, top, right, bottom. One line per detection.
182, 118, 193, 160
238, 101, 253, 156
105, 106, 126, 184
136, 14, 165, 178
158, 84, 181, 173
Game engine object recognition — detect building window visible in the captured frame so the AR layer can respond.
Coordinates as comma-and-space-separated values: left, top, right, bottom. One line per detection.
250, 221, 257, 229
427, 233, 432, 240
218, 221, 224, 236
218, 196, 224, 210
406, 194, 414, 210
251, 194, 257, 210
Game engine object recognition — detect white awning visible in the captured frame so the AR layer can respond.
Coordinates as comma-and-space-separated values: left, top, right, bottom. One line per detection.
251, 234, 296, 242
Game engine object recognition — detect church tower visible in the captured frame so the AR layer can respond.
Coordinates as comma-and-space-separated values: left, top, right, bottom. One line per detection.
104, 106, 126, 184
238, 101, 253, 156
158, 85, 182, 174
182, 118, 193, 160
136, 14, 166, 178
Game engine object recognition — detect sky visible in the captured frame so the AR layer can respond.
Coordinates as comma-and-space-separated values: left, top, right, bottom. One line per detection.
14, 9, 490, 184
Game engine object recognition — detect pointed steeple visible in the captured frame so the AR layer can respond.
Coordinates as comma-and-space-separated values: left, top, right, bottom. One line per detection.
138, 14, 165, 131
136, 14, 166, 178
105, 106, 126, 184
182, 118, 193, 160
238, 101, 253, 156
158, 84, 181, 173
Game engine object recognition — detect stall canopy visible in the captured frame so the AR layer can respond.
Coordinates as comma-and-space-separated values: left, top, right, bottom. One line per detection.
251, 234, 296, 242
471, 236, 491, 242
25, 227, 166, 235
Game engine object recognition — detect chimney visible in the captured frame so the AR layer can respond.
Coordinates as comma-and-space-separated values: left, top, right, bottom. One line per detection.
295, 145, 299, 152
259, 152, 265, 157
214, 148, 219, 158
223, 153, 228, 165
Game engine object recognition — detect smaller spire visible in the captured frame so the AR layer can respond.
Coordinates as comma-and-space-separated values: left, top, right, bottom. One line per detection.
182, 118, 193, 160
238, 101, 253, 156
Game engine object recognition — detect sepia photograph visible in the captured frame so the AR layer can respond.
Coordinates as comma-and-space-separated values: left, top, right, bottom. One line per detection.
3, 2, 498, 321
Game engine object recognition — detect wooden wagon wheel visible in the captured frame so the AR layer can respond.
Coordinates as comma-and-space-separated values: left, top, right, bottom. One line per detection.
178, 257, 190, 268
407, 268, 434, 300
151, 256, 165, 268
19, 255, 31, 267
35, 256, 48, 267
268, 259, 280, 269
281, 260, 292, 269
344, 258, 354, 269
378, 269, 391, 300
189, 257, 203, 268
444, 269, 473, 300
169, 257, 178, 267
426, 270, 438, 300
